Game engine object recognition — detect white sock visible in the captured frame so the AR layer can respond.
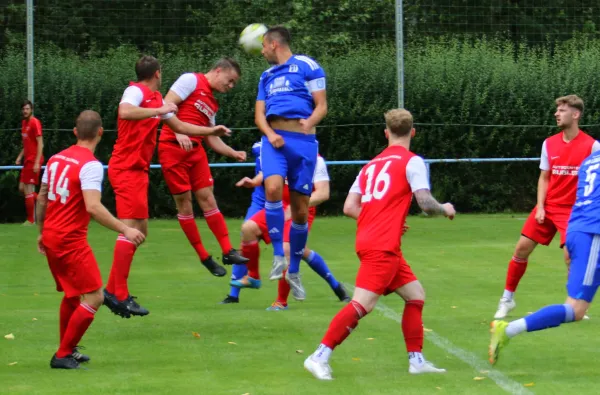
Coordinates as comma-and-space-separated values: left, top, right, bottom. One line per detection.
502, 290, 514, 300
313, 344, 332, 363
408, 352, 424, 366
506, 318, 527, 338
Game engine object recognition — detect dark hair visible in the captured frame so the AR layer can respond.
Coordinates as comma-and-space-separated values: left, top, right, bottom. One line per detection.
76, 110, 103, 141
135, 55, 161, 81
21, 99, 33, 110
264, 26, 291, 46
211, 57, 242, 76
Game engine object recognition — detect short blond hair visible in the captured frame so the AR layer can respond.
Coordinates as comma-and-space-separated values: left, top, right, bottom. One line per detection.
556, 95, 584, 114
384, 109, 413, 137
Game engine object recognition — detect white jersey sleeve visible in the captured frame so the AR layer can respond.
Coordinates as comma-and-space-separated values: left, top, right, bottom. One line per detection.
592, 140, 600, 153
539, 140, 550, 171
313, 156, 330, 183
119, 86, 144, 106
79, 161, 104, 191
406, 156, 430, 192
41, 167, 48, 184
349, 171, 363, 195
169, 73, 197, 102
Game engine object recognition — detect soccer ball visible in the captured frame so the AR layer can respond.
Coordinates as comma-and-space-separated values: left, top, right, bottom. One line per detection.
239, 23, 268, 55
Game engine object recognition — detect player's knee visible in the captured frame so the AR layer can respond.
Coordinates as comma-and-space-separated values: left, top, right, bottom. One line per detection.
407, 286, 426, 302
514, 238, 535, 259
291, 209, 309, 224
264, 184, 282, 200
84, 289, 104, 309
241, 221, 259, 242
174, 194, 193, 215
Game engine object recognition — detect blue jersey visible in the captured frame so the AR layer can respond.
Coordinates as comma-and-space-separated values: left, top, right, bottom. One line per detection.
257, 54, 326, 120
568, 150, 600, 235
250, 141, 266, 207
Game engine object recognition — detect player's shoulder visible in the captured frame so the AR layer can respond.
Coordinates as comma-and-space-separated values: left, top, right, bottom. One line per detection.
292, 54, 322, 70
31, 116, 42, 126
260, 66, 277, 79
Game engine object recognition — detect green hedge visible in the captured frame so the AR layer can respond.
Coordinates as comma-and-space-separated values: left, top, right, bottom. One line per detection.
2, 38, 600, 222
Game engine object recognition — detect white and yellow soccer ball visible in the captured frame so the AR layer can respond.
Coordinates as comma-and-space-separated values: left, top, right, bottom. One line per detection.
239, 23, 268, 55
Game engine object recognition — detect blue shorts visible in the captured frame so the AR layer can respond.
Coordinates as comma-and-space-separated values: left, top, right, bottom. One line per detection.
566, 231, 600, 303
244, 200, 264, 221
260, 130, 318, 196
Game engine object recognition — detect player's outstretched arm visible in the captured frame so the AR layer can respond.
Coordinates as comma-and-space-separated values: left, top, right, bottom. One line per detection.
82, 190, 145, 246
343, 192, 362, 220
163, 116, 232, 138
236, 172, 263, 188
414, 189, 455, 218
205, 135, 246, 161
309, 180, 330, 207
119, 102, 177, 121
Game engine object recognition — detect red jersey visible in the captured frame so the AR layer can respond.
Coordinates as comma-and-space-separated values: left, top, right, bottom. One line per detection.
160, 73, 218, 145
42, 145, 104, 244
21, 116, 43, 164
109, 82, 165, 171
351, 145, 430, 255
540, 131, 599, 208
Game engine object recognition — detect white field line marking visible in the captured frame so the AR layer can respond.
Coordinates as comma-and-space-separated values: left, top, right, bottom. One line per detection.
344, 283, 533, 395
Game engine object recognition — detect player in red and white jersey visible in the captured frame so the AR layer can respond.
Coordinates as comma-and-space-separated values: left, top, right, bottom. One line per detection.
15, 100, 44, 224
494, 95, 600, 320
104, 56, 232, 319
36, 111, 145, 369
222, 154, 350, 306
158, 58, 249, 278
304, 109, 455, 380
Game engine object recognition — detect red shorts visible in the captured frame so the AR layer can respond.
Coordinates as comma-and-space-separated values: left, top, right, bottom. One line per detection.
20, 164, 40, 185
521, 206, 570, 247
44, 241, 102, 298
108, 168, 149, 219
158, 142, 214, 195
249, 208, 315, 244
355, 250, 417, 295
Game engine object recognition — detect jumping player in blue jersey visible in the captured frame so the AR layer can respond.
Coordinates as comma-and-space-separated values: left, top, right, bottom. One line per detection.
489, 147, 600, 365
255, 26, 328, 299
220, 142, 265, 304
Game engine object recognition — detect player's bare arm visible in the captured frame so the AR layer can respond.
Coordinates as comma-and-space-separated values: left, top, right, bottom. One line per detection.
118, 102, 177, 121
33, 135, 44, 173
535, 170, 550, 224
236, 171, 263, 188
82, 189, 145, 246
163, 116, 231, 138
414, 189, 455, 218
36, 183, 49, 254
164, 90, 184, 107
205, 135, 246, 161
255, 100, 284, 148
343, 192, 362, 220
163, 89, 195, 150
15, 149, 24, 165
300, 90, 328, 134
309, 180, 330, 207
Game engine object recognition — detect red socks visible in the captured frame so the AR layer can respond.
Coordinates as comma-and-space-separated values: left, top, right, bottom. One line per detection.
402, 300, 424, 352
242, 241, 260, 279
276, 269, 291, 305
321, 300, 368, 349
56, 303, 96, 358
25, 193, 37, 223
505, 256, 528, 292
178, 214, 210, 261
204, 209, 232, 253
59, 296, 80, 341
106, 236, 137, 301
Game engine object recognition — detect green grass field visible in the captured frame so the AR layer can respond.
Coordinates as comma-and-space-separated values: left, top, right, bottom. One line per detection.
1, 215, 597, 394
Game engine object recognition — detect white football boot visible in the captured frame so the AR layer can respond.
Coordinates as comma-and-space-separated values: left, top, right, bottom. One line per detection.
304, 354, 333, 380
494, 297, 516, 319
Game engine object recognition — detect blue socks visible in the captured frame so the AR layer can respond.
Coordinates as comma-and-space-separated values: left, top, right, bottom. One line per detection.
524, 304, 575, 333
304, 250, 339, 289
265, 200, 284, 257
229, 264, 248, 298
288, 222, 309, 274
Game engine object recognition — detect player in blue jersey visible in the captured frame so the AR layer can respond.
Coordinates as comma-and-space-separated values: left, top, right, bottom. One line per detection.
255, 26, 328, 300
220, 142, 265, 304
489, 148, 600, 365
